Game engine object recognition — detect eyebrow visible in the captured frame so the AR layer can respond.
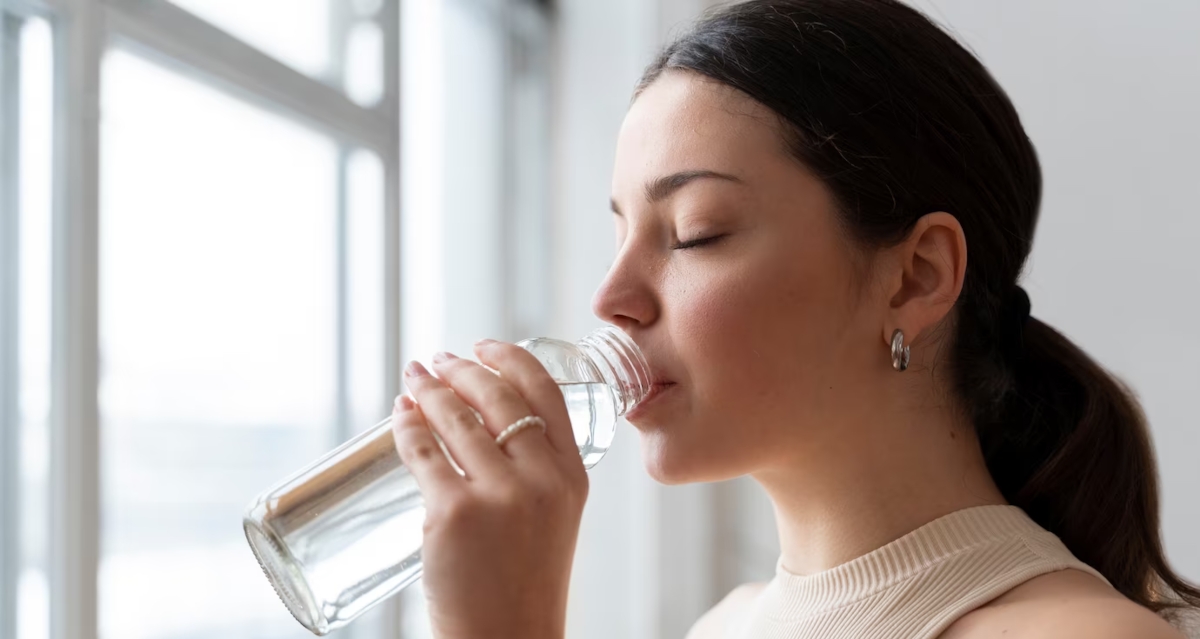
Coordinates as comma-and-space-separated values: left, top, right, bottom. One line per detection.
609, 169, 743, 216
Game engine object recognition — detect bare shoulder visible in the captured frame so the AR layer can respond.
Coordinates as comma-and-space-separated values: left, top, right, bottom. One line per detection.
938, 568, 1186, 639
685, 582, 768, 639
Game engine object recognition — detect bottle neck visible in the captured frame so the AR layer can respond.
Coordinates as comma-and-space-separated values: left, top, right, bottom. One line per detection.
577, 326, 652, 416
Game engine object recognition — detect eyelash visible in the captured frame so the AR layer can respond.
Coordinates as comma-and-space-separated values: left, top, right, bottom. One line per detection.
673, 234, 727, 250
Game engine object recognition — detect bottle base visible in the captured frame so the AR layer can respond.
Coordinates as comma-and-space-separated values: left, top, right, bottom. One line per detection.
244, 516, 327, 635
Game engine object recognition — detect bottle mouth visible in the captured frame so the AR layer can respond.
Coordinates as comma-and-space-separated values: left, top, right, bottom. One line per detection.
579, 326, 652, 415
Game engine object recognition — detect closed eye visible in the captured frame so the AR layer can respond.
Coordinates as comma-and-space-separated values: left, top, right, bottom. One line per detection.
673, 234, 727, 250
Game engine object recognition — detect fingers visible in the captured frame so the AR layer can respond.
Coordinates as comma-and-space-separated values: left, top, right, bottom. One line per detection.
404, 361, 507, 479
430, 352, 553, 462
472, 340, 578, 459
390, 395, 462, 493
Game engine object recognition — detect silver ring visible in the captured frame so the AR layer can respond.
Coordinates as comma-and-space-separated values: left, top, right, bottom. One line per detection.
891, 328, 911, 372
495, 415, 547, 449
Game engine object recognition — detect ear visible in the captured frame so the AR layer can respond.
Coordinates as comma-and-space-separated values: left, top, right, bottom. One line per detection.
881, 212, 967, 349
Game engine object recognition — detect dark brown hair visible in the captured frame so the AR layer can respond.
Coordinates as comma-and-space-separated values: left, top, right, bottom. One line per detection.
638, 0, 1199, 623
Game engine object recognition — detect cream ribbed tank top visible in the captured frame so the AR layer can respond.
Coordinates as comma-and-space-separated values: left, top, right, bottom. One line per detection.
731, 505, 1110, 639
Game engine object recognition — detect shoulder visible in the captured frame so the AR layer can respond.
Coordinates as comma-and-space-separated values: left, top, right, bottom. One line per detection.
685, 582, 768, 639
938, 568, 1186, 639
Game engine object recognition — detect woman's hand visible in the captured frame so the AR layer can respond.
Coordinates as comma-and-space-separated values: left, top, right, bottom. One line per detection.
390, 339, 588, 639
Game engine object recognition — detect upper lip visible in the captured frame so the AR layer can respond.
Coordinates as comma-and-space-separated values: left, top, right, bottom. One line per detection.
644, 376, 675, 399
628, 381, 671, 418
646, 367, 675, 387
628, 340, 673, 389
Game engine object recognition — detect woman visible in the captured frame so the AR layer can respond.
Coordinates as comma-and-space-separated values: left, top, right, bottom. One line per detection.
389, 1, 1200, 637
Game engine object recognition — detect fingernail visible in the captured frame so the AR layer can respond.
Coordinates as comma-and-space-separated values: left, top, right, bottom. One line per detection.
405, 360, 429, 377
474, 338, 497, 347
393, 394, 411, 413
432, 351, 457, 364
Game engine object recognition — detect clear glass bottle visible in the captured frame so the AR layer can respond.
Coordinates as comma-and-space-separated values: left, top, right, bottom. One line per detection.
243, 326, 650, 635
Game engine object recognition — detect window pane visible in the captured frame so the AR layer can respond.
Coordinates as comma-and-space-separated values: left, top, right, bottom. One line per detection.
346, 148, 386, 435
16, 15, 53, 639
344, 21, 384, 107
99, 49, 338, 639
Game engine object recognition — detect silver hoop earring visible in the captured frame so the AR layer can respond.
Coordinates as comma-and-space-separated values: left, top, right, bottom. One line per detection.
891, 329, 910, 372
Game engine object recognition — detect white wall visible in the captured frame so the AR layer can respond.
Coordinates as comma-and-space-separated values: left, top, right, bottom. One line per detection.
551, 1, 1200, 637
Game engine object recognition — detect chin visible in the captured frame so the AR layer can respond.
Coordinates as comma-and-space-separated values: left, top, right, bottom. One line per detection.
636, 430, 737, 485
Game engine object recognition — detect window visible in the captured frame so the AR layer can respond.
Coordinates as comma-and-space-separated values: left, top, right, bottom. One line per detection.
0, 0, 551, 638
1, 1, 400, 638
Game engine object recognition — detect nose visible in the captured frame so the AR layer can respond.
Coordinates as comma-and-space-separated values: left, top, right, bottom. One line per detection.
591, 243, 659, 331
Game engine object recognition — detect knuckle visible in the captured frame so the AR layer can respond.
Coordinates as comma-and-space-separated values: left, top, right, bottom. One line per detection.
407, 442, 439, 463
492, 344, 539, 375
554, 465, 588, 506
392, 427, 423, 450
523, 479, 558, 504
576, 481, 589, 507
548, 475, 574, 499
444, 407, 482, 434
480, 383, 514, 409
572, 469, 590, 497
517, 367, 553, 394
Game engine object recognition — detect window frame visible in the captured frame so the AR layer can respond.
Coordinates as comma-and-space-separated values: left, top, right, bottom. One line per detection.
0, 8, 28, 638
1, 7, 62, 639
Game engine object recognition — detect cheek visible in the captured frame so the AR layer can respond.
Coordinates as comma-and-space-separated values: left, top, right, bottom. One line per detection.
646, 263, 807, 482
668, 246, 858, 428
667, 257, 804, 429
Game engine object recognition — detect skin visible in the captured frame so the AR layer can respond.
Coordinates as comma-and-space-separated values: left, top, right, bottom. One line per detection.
391, 70, 1184, 638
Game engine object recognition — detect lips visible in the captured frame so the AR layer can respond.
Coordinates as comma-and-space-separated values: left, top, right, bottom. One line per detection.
626, 380, 676, 422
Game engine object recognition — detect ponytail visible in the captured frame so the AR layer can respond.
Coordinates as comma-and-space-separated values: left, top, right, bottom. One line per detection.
978, 315, 1200, 622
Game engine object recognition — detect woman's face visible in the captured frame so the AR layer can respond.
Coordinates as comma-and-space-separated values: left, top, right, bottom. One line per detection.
594, 71, 891, 484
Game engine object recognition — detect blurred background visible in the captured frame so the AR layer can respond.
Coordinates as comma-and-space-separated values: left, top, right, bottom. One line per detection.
0, 0, 1196, 638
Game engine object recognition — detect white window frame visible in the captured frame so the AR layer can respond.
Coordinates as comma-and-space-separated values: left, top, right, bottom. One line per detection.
0, 1, 403, 638
0, 8, 28, 637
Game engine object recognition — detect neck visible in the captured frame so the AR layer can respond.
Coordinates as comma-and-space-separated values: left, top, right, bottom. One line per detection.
753, 403, 1008, 577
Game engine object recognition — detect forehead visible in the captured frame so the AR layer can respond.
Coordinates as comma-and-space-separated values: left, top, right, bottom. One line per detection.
613, 71, 787, 194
